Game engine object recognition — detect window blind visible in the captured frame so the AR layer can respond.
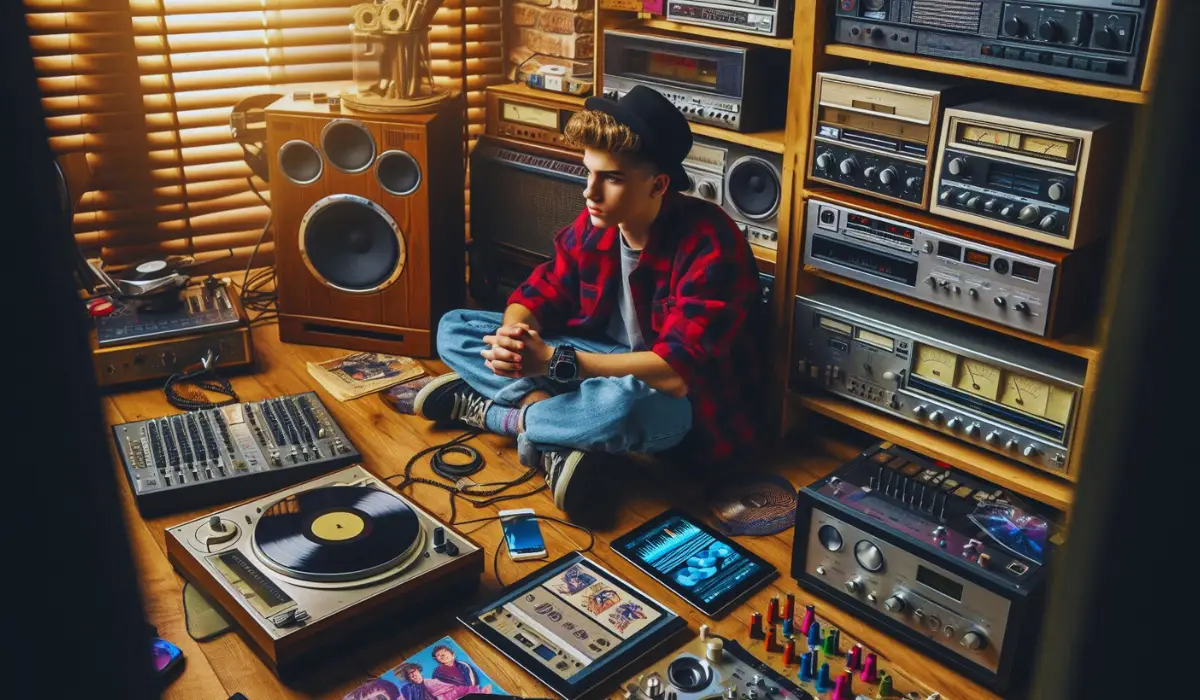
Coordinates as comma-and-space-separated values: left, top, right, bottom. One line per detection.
25, 0, 502, 273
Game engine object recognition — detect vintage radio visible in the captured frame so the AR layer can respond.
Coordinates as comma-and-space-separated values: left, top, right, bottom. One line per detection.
681, 136, 783, 251
665, 0, 795, 39
486, 83, 583, 151
601, 29, 789, 133
792, 288, 1086, 476
809, 68, 971, 210
803, 192, 1102, 337
792, 441, 1060, 693
931, 100, 1119, 249
833, 0, 1155, 87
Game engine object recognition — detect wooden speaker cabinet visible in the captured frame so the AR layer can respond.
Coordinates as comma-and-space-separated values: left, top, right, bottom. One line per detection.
265, 94, 465, 357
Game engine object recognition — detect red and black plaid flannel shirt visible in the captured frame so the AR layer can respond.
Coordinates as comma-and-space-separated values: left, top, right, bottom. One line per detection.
508, 193, 765, 464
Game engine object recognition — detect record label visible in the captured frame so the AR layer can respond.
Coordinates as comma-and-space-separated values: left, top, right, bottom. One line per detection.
311, 511, 366, 541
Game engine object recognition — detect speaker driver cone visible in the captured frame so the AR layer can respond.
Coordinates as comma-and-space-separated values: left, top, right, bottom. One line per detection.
321, 119, 376, 173
299, 194, 406, 293
727, 156, 780, 221
376, 150, 422, 196
278, 140, 323, 185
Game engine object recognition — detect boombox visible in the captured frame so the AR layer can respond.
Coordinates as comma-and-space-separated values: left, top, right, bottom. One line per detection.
682, 136, 783, 251
266, 95, 465, 357
833, 0, 1156, 87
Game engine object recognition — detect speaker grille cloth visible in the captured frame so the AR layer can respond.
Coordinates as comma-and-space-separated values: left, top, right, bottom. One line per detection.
303, 198, 401, 290
910, 0, 982, 32
470, 151, 584, 258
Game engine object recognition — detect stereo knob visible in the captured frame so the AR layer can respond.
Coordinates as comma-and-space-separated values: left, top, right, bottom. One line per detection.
948, 157, 967, 176
922, 241, 934, 254
883, 595, 906, 613
1014, 301, 1030, 313
985, 431, 1001, 444
905, 175, 921, 190
968, 288, 979, 299
1047, 181, 1067, 201
928, 410, 944, 423
926, 615, 942, 631
844, 578, 863, 594
983, 198, 1000, 212
960, 632, 988, 651
839, 157, 859, 176
1094, 23, 1118, 50
863, 165, 878, 180
1018, 204, 1041, 224
955, 190, 972, 205
939, 188, 955, 203
1039, 213, 1060, 231
946, 417, 963, 431
1005, 439, 1020, 451
879, 167, 898, 186
1000, 204, 1017, 219
1004, 15, 1025, 37
698, 182, 717, 199
994, 296, 1006, 308
966, 195, 982, 210
1023, 444, 1042, 458
966, 423, 981, 437
870, 27, 885, 40
913, 404, 927, 417
1038, 18, 1061, 42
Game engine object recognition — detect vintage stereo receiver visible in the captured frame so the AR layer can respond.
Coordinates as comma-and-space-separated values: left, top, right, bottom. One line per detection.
486, 83, 583, 151
682, 136, 783, 250
833, 0, 1155, 87
792, 288, 1086, 476
601, 29, 789, 133
665, 0, 795, 39
931, 100, 1119, 249
809, 68, 971, 209
792, 441, 1060, 693
803, 192, 1101, 337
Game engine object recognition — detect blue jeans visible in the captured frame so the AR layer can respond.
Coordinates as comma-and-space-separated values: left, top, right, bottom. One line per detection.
436, 309, 693, 455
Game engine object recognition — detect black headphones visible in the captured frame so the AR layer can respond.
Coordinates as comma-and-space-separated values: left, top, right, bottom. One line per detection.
230, 94, 284, 182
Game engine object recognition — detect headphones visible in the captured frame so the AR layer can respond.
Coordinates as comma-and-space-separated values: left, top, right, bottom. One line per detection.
230, 94, 284, 182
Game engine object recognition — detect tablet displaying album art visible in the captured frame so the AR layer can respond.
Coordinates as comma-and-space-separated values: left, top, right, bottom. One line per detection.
610, 508, 778, 618
457, 552, 686, 700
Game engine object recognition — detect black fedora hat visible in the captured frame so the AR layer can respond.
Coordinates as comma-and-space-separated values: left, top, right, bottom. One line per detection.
584, 85, 693, 191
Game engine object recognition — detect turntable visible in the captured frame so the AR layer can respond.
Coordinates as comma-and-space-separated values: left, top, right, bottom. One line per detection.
166, 465, 483, 678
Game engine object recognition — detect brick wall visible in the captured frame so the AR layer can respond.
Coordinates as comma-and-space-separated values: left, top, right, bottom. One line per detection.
507, 0, 594, 79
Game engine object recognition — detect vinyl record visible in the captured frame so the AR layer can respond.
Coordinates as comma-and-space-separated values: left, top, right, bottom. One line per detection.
122, 258, 180, 282
707, 474, 796, 536
254, 485, 421, 582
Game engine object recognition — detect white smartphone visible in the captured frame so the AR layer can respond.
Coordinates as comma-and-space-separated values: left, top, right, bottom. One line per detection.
499, 508, 548, 561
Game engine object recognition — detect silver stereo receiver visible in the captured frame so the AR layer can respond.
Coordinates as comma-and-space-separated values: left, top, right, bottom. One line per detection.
682, 136, 782, 251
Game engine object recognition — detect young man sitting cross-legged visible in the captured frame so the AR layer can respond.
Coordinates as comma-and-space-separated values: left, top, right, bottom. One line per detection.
412, 86, 765, 513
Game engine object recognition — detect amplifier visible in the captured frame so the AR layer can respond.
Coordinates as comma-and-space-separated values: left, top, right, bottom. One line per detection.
469, 243, 549, 311
931, 100, 1119, 249
682, 136, 783, 250
833, 0, 1155, 87
809, 68, 972, 210
601, 29, 789, 133
792, 288, 1087, 476
791, 441, 1060, 693
665, 0, 795, 39
803, 192, 1101, 337
485, 84, 583, 151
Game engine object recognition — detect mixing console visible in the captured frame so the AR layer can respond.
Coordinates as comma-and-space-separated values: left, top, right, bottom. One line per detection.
112, 391, 360, 515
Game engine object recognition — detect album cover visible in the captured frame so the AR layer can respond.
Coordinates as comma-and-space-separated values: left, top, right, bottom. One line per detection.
343, 636, 508, 700
307, 351, 425, 401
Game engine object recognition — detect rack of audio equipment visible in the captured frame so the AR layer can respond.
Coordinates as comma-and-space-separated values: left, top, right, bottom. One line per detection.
588, 1, 1171, 511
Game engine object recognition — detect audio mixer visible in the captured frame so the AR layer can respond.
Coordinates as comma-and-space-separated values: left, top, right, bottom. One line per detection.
111, 391, 360, 515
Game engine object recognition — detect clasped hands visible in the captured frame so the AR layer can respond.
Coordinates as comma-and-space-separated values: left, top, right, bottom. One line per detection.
481, 322, 554, 378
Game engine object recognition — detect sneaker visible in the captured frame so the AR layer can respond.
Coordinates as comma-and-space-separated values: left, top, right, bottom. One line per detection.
541, 448, 599, 513
412, 373, 490, 429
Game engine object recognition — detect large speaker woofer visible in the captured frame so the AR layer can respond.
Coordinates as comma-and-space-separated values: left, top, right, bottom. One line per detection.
299, 194, 406, 293
278, 140, 323, 185
727, 156, 780, 221
321, 119, 376, 173
376, 149, 422, 196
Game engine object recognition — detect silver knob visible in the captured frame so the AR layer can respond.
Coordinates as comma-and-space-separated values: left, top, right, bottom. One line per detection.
863, 165, 878, 180
1005, 439, 1020, 451
926, 615, 942, 631
1048, 182, 1066, 201
706, 638, 725, 662
983, 198, 999, 212
966, 423, 981, 437
1014, 301, 1030, 313
879, 166, 898, 185
839, 157, 858, 176
816, 152, 833, 170
928, 410, 944, 423
905, 175, 921, 189
725, 686, 738, 700
884, 595, 906, 613
968, 288, 979, 298
932, 526, 946, 538
946, 417, 963, 430
960, 631, 988, 651
816, 566, 826, 575
913, 405, 927, 417
1018, 204, 1041, 224
985, 431, 1001, 444
844, 578, 862, 594
1039, 213, 1060, 231
646, 677, 662, 699
966, 195, 982, 210
698, 181, 717, 199
1000, 204, 1017, 218
1023, 444, 1041, 458
922, 241, 934, 253
944, 626, 956, 638
994, 296, 1006, 307
867, 592, 878, 603
948, 157, 966, 175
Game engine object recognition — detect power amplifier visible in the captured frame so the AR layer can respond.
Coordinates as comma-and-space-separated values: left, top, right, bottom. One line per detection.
833, 0, 1156, 87
485, 84, 583, 152
791, 440, 1060, 694
665, 0, 794, 39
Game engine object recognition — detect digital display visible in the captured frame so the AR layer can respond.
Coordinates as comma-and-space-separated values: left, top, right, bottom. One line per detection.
881, 223, 915, 240
916, 565, 964, 601
848, 214, 873, 229
1011, 261, 1041, 282
964, 249, 992, 268
630, 50, 718, 86
845, 213, 914, 240
937, 241, 962, 260
856, 328, 895, 351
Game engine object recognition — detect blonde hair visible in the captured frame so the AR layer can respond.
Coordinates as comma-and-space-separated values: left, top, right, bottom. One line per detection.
564, 110, 652, 165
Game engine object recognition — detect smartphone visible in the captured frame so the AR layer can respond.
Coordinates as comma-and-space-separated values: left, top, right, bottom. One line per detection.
500, 508, 547, 561
152, 637, 184, 680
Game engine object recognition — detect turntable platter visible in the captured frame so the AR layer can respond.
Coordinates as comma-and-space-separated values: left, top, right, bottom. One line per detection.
253, 485, 421, 582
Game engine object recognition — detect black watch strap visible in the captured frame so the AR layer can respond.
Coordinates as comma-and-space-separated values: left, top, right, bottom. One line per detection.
548, 344, 578, 383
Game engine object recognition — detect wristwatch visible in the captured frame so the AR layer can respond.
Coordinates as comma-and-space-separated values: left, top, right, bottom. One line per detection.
547, 344, 579, 383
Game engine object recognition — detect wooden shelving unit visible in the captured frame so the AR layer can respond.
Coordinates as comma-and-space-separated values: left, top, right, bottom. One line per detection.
636, 17, 793, 50
691, 122, 786, 154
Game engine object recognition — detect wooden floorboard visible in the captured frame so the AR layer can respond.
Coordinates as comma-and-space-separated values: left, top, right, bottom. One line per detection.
106, 324, 999, 700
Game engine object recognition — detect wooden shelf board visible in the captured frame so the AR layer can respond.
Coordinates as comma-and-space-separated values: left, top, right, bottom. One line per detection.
793, 393, 1075, 510
802, 265, 1103, 361
824, 44, 1150, 105
691, 122, 787, 153
753, 244, 778, 274
485, 81, 587, 108
636, 17, 793, 50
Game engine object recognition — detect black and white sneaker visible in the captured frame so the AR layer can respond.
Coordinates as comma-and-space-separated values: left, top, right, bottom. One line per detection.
412, 373, 490, 430
541, 448, 600, 513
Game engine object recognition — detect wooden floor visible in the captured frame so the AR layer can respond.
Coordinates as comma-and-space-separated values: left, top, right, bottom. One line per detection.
104, 324, 1000, 700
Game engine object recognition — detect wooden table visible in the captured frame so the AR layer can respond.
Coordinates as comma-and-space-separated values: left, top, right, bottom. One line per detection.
104, 324, 999, 700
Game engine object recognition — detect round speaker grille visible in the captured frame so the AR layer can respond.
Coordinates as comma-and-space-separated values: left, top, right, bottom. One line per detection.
278, 140, 323, 185
727, 156, 780, 221
321, 119, 376, 173
376, 150, 422, 196
299, 194, 406, 293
